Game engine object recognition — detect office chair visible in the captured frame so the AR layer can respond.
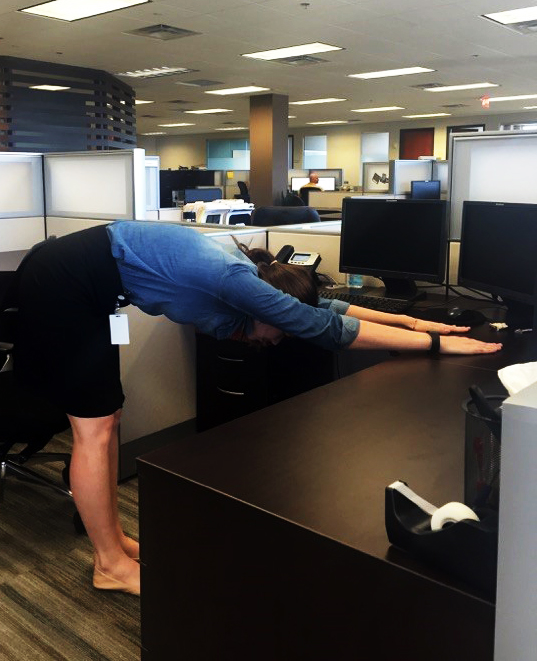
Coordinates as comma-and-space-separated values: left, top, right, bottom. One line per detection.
250, 206, 321, 227
235, 181, 250, 203
282, 191, 305, 206
0, 269, 84, 533
299, 186, 322, 205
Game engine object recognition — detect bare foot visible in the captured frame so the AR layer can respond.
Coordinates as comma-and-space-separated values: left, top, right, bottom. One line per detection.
93, 555, 140, 595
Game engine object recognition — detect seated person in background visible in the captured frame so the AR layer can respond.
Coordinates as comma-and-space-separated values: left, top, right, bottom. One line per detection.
299, 173, 323, 202
13, 222, 502, 597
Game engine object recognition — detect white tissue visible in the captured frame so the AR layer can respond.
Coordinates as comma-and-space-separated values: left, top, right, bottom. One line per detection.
498, 361, 537, 396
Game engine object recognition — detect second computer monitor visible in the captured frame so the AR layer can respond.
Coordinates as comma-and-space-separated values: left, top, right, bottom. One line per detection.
410, 180, 441, 200
340, 198, 448, 297
459, 201, 537, 324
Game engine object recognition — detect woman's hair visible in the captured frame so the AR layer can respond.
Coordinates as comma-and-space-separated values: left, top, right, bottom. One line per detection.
238, 245, 318, 307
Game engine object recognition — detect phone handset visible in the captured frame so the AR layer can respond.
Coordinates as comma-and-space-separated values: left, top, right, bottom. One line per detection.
274, 244, 294, 263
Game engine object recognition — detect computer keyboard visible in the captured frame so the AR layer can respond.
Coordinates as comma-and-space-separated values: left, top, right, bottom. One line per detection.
319, 288, 413, 314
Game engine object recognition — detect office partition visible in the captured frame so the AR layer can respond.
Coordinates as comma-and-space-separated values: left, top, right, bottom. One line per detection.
389, 159, 433, 195
145, 155, 160, 212
43, 149, 146, 222
362, 162, 389, 193
449, 130, 537, 239
0, 152, 45, 254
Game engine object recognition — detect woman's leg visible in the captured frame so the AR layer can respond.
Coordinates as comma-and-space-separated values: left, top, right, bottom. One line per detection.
68, 412, 140, 594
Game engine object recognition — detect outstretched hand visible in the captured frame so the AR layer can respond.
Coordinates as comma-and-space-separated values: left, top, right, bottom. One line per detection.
439, 335, 502, 355
410, 318, 471, 334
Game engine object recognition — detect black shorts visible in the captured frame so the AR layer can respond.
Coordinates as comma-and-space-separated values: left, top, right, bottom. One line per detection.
14, 224, 127, 418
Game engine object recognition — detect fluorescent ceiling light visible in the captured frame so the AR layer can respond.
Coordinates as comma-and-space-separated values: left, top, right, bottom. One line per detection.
482, 6, 537, 24
307, 120, 348, 125
157, 122, 195, 127
29, 84, 70, 91
290, 98, 346, 105
425, 83, 498, 92
214, 127, 248, 131
402, 112, 452, 118
523, 105, 537, 109
184, 108, 233, 114
489, 94, 537, 102
349, 66, 435, 79
20, 0, 149, 21
242, 42, 342, 61
206, 86, 270, 95
142, 132, 166, 135
288, 115, 297, 119
135, 99, 154, 105
351, 106, 404, 113
117, 67, 193, 79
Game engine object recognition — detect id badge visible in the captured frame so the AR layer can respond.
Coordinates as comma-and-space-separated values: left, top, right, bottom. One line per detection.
109, 313, 130, 345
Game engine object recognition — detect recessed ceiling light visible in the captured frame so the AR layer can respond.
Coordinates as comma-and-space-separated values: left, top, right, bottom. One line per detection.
307, 120, 348, 125
489, 94, 537, 102
135, 99, 154, 105
214, 127, 248, 131
117, 66, 195, 79
523, 105, 537, 109
351, 106, 404, 113
206, 86, 270, 95
402, 112, 452, 118
142, 132, 166, 135
425, 82, 498, 92
29, 84, 70, 91
20, 0, 149, 22
482, 6, 537, 25
288, 115, 297, 119
157, 122, 195, 127
242, 42, 342, 61
183, 108, 233, 114
289, 98, 346, 105
348, 67, 435, 79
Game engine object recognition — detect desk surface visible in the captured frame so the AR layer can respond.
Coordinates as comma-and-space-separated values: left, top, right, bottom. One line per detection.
140, 322, 534, 602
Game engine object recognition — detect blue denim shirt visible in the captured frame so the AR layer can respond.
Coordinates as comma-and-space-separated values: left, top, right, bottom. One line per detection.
107, 221, 359, 350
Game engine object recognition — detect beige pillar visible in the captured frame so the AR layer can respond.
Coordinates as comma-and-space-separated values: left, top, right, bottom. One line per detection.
249, 94, 288, 207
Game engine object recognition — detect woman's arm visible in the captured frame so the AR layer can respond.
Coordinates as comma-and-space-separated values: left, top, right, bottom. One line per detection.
344, 304, 470, 335
347, 319, 502, 354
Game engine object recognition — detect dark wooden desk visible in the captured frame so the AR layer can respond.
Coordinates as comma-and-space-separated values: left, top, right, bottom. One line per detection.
138, 323, 535, 661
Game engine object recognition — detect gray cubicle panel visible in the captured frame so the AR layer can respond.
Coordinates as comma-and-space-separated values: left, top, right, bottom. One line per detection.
362, 162, 389, 193
0, 152, 45, 258
43, 149, 147, 227
432, 160, 449, 194
389, 159, 434, 195
145, 155, 160, 212
449, 130, 537, 240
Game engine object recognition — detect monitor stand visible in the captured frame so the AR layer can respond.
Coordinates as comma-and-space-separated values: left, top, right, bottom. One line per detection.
381, 277, 426, 303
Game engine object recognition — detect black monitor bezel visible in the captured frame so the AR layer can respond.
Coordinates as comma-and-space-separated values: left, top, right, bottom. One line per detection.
458, 200, 537, 305
339, 198, 448, 285
410, 180, 441, 200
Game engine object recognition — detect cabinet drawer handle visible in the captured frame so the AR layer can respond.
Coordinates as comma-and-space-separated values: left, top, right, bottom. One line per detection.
217, 387, 245, 396
217, 356, 245, 363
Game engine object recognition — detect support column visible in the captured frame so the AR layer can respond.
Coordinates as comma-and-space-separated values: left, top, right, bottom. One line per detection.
249, 94, 288, 207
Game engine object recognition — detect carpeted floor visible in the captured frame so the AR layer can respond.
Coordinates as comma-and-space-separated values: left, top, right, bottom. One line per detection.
0, 433, 140, 660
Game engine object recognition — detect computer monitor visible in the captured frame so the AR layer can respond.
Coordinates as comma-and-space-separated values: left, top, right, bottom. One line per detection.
183, 187, 222, 203
290, 176, 336, 192
410, 180, 441, 200
340, 198, 448, 298
458, 201, 537, 325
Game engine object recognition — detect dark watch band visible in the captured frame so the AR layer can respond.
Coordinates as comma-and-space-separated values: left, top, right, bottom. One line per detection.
426, 331, 441, 354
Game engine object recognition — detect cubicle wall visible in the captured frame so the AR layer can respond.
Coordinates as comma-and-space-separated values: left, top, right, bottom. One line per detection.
389, 159, 433, 195
0, 152, 45, 269
449, 130, 537, 239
